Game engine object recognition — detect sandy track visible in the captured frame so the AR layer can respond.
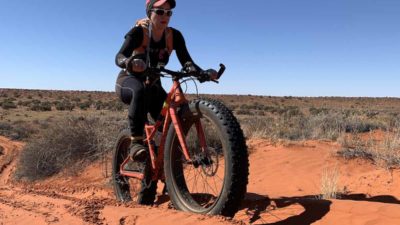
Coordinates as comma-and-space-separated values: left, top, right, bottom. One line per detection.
1, 136, 400, 224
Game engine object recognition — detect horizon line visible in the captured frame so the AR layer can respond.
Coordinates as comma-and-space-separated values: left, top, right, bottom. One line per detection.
1, 87, 400, 99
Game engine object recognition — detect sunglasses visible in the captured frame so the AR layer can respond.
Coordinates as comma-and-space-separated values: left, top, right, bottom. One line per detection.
151, 8, 173, 17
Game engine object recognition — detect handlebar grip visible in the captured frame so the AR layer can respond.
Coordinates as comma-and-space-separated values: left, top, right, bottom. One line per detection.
217, 64, 226, 79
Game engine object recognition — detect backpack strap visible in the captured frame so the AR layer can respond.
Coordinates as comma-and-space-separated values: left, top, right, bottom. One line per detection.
132, 24, 174, 67
132, 26, 149, 59
165, 27, 174, 54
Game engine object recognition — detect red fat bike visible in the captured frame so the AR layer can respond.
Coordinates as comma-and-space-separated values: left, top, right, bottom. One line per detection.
112, 64, 248, 217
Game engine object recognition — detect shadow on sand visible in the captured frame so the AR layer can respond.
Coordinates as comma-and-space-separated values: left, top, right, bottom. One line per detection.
155, 190, 400, 224
340, 193, 400, 204
240, 192, 400, 225
240, 193, 331, 225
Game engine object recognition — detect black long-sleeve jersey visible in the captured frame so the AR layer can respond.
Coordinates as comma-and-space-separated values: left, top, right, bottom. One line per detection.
115, 26, 200, 74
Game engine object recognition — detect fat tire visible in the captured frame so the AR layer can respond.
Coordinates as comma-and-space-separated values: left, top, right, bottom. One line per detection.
164, 98, 249, 217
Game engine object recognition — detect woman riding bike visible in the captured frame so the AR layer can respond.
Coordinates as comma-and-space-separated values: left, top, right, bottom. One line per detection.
115, 0, 218, 171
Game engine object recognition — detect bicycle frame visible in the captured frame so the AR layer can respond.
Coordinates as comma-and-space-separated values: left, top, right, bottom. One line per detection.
119, 78, 208, 181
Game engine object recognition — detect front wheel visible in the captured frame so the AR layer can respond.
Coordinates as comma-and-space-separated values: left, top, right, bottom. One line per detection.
164, 99, 249, 217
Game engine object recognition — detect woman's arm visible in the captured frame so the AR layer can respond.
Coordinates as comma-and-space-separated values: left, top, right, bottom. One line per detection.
172, 28, 202, 71
115, 26, 144, 69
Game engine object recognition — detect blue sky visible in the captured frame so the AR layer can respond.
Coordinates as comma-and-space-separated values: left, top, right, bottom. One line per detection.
0, 0, 399, 97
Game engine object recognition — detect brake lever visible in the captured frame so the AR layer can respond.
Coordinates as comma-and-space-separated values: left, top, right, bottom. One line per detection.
217, 63, 226, 79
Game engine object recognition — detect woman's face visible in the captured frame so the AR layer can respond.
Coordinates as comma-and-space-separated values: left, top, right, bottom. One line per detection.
150, 2, 172, 30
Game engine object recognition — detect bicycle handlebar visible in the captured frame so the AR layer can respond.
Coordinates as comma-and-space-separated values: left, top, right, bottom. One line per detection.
152, 63, 226, 83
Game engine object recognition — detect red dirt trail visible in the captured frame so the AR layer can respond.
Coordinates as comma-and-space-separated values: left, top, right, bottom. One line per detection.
1, 136, 400, 225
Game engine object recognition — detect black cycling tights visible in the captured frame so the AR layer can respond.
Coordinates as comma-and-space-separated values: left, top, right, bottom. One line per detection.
116, 76, 167, 137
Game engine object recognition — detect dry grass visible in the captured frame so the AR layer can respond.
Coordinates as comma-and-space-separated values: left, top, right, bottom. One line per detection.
2, 89, 400, 179
338, 128, 400, 169
374, 132, 400, 168
14, 115, 124, 181
320, 165, 340, 199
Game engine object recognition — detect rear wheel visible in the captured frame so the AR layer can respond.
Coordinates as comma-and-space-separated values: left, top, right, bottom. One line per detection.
112, 129, 157, 205
164, 99, 248, 217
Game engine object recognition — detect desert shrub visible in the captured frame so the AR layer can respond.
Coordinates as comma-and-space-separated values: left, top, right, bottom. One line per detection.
365, 110, 379, 118
29, 101, 52, 111
262, 105, 279, 113
251, 102, 265, 110
32, 119, 52, 130
338, 130, 400, 168
227, 104, 237, 111
241, 116, 274, 139
10, 123, 36, 140
337, 134, 375, 161
13, 91, 21, 98
1, 100, 17, 109
21, 100, 33, 106
343, 116, 383, 133
282, 106, 303, 117
72, 97, 81, 102
309, 107, 330, 116
241, 110, 392, 141
107, 101, 125, 111
240, 104, 251, 110
55, 100, 74, 111
79, 101, 91, 110
236, 109, 253, 115
274, 115, 309, 140
0, 121, 36, 140
256, 110, 265, 116
242, 113, 341, 141
15, 116, 124, 181
308, 113, 345, 140
0, 122, 13, 133
95, 100, 108, 110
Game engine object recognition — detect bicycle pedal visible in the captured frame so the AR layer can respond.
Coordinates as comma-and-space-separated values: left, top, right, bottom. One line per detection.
123, 159, 147, 174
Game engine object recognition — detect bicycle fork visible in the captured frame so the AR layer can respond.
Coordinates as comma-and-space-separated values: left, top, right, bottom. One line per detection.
169, 106, 209, 161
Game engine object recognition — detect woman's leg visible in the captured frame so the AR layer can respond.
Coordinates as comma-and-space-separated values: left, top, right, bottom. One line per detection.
115, 76, 149, 170
147, 80, 167, 121
116, 76, 146, 137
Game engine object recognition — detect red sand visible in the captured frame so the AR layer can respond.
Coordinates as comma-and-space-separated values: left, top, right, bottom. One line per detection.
1, 136, 400, 224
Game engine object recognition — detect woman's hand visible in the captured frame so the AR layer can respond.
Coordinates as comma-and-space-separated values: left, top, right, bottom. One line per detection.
135, 18, 150, 27
205, 69, 218, 80
126, 57, 147, 73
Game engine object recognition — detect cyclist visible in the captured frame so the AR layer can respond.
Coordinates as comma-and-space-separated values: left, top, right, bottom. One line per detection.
115, 0, 217, 171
